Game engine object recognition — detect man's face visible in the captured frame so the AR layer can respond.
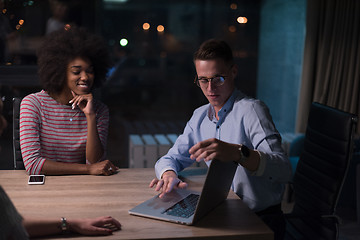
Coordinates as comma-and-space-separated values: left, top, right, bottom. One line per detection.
195, 59, 237, 112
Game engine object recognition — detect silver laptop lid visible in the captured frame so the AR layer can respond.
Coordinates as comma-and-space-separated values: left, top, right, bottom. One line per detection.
192, 159, 237, 223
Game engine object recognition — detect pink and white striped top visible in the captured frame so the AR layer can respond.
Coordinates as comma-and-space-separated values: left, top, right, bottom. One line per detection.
20, 90, 109, 174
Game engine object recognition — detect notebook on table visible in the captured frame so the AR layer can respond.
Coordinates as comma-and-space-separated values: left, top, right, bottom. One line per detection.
128, 159, 237, 225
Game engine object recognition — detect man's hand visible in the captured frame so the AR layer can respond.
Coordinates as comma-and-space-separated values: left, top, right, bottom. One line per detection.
87, 160, 118, 176
189, 138, 240, 162
149, 170, 188, 198
68, 216, 121, 236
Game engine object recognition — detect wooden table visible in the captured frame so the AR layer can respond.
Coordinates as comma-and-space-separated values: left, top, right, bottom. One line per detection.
0, 169, 273, 239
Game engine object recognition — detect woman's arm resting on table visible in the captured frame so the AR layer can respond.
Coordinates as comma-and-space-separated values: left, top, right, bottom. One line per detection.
23, 216, 121, 237
41, 159, 118, 175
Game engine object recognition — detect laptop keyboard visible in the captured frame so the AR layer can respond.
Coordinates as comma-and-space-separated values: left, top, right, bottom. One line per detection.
163, 194, 200, 218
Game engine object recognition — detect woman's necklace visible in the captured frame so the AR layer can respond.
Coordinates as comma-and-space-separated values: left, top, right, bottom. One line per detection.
50, 93, 79, 121
69, 113, 77, 122
69, 107, 80, 122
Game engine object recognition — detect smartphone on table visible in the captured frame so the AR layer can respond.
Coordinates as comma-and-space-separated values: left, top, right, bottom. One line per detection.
28, 175, 45, 185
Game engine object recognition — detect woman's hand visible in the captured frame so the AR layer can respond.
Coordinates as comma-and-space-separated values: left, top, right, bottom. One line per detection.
23, 216, 121, 237
87, 160, 119, 176
68, 216, 121, 236
69, 91, 94, 115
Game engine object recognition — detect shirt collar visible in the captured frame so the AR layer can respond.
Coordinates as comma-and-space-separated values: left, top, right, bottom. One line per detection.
207, 89, 239, 122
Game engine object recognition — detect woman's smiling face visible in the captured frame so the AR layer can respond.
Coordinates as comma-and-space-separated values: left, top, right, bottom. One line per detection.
65, 57, 95, 96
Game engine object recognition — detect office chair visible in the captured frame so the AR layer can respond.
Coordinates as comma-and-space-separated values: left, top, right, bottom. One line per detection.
12, 97, 25, 170
285, 102, 358, 240
288, 134, 305, 176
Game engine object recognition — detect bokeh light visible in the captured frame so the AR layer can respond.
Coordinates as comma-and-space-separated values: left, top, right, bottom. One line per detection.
142, 22, 150, 30
228, 25, 236, 33
230, 3, 237, 10
157, 25, 164, 33
237, 16, 248, 24
120, 38, 128, 47
64, 24, 71, 30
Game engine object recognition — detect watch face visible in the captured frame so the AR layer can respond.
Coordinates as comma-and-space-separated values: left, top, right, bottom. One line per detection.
241, 145, 250, 158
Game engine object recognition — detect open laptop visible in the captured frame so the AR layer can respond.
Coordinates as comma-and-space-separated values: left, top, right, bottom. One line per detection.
128, 159, 238, 225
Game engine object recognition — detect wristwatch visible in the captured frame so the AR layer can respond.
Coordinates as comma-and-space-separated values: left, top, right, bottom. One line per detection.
238, 144, 250, 164
61, 217, 69, 234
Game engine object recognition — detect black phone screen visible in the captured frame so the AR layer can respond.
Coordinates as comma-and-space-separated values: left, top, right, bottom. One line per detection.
28, 175, 45, 183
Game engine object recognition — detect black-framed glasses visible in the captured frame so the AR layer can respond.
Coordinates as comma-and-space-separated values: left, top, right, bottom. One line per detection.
194, 75, 226, 88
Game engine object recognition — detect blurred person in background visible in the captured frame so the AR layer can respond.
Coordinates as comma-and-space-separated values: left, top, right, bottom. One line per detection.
46, 0, 68, 34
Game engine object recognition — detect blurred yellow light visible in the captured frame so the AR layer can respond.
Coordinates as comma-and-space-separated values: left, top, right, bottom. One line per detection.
16, 25, 21, 30
19, 19, 24, 25
228, 25, 236, 33
2, 9, 7, 14
230, 3, 237, 10
64, 24, 71, 30
237, 16, 248, 24
157, 25, 164, 32
143, 22, 150, 30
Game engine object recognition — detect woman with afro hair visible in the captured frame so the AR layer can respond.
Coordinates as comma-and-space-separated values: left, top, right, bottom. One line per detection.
20, 26, 118, 175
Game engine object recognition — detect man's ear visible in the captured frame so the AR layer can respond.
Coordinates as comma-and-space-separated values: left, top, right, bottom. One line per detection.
231, 64, 238, 78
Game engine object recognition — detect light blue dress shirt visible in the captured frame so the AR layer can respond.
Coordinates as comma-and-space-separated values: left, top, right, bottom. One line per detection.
155, 89, 292, 212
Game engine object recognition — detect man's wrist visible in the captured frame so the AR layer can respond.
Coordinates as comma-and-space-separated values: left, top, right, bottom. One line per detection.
161, 170, 176, 179
237, 144, 250, 165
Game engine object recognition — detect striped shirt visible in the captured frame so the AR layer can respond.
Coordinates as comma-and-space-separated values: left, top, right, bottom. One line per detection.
20, 90, 109, 175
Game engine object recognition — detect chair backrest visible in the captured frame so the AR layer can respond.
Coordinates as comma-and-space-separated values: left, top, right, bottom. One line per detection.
289, 102, 357, 239
12, 97, 25, 170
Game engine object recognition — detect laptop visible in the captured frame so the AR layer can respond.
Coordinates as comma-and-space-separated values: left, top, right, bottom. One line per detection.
128, 159, 238, 225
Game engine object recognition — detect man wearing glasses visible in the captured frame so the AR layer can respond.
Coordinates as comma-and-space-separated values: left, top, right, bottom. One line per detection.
150, 39, 291, 240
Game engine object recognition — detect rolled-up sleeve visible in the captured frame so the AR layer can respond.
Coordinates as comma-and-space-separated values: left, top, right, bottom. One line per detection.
245, 100, 292, 183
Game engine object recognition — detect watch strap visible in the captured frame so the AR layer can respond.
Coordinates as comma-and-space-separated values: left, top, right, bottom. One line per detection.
238, 144, 249, 164
61, 217, 69, 234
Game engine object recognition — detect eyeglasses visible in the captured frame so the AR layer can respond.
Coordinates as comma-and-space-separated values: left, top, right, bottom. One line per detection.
194, 76, 226, 88
194, 64, 234, 88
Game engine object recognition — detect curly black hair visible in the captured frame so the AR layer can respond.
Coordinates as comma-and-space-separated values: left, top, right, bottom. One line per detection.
37, 26, 111, 94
